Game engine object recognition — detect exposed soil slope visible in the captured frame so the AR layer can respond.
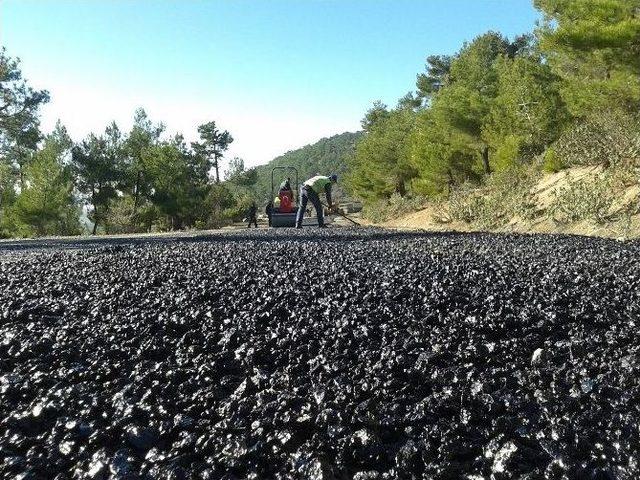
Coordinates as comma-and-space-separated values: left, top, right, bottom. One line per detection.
385, 167, 640, 238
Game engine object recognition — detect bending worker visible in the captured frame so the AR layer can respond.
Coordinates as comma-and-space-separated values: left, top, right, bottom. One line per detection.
295, 174, 338, 229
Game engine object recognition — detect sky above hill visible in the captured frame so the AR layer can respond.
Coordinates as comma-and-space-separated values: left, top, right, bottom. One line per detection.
1, 0, 539, 168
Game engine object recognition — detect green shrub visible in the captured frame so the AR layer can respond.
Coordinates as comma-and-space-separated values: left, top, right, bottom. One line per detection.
226, 192, 256, 223
542, 147, 565, 173
104, 196, 136, 234
552, 110, 640, 168
361, 199, 387, 223
493, 135, 522, 172
608, 160, 640, 189
548, 176, 613, 224
205, 183, 235, 228
104, 196, 160, 234
448, 166, 538, 228
448, 186, 486, 224
362, 193, 427, 223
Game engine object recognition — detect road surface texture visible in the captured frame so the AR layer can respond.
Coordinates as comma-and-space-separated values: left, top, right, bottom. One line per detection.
1, 228, 639, 479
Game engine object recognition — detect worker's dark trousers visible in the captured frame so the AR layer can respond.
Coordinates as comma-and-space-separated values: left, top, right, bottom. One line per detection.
296, 186, 323, 227
247, 216, 257, 228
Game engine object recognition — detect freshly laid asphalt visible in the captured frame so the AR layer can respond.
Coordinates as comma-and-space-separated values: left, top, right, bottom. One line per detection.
1, 228, 639, 479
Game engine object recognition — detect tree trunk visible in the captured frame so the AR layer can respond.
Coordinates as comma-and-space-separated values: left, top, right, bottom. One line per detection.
396, 180, 406, 196
482, 146, 491, 174
214, 154, 220, 184
133, 171, 142, 213
91, 185, 98, 235
18, 157, 28, 188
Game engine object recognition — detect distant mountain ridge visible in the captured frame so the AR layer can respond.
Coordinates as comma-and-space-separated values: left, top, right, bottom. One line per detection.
253, 131, 362, 201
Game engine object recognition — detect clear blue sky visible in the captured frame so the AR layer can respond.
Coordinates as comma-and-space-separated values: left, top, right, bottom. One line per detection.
1, 0, 540, 167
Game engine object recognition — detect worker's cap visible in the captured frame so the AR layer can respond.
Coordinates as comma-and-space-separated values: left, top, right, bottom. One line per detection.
329, 174, 338, 182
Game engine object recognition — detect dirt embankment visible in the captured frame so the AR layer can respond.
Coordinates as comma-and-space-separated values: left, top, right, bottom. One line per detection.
385, 166, 640, 239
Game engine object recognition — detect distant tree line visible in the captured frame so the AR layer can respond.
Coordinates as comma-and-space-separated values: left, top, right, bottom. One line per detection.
348, 0, 640, 204
0, 46, 257, 237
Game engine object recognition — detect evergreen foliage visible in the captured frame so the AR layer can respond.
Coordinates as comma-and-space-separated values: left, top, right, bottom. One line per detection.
2, 0, 640, 235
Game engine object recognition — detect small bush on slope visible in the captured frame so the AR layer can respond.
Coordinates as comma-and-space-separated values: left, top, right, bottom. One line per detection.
448, 165, 539, 229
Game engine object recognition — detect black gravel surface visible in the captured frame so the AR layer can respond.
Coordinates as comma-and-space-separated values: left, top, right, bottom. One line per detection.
1, 228, 639, 480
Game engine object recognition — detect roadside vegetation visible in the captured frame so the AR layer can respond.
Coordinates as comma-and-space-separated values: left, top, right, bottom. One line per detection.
348, 0, 640, 234
1, 0, 638, 238
0, 56, 245, 237
0, 46, 359, 238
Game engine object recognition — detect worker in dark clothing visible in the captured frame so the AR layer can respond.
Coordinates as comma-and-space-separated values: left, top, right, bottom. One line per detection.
247, 203, 258, 228
295, 174, 337, 229
265, 201, 273, 227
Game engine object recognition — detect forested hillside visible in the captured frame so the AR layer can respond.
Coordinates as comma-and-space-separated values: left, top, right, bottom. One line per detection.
348, 0, 640, 232
252, 131, 361, 202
